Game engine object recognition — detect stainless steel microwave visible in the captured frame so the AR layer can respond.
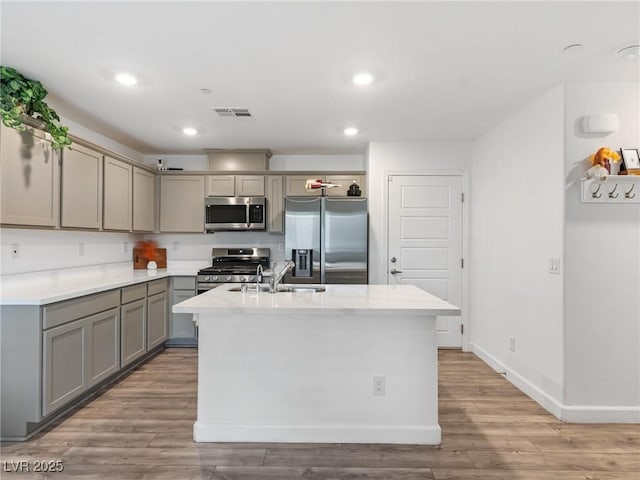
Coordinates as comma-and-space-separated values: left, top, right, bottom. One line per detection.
205, 197, 266, 232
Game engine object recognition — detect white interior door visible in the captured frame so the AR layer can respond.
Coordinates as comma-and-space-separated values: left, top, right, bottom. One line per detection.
388, 175, 463, 347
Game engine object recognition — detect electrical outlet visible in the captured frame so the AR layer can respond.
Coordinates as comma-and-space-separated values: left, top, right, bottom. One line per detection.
278, 243, 284, 252
124, 241, 129, 254
373, 376, 386, 396
78, 243, 85, 256
548, 257, 560, 275
11, 244, 19, 259
172, 241, 179, 251
509, 337, 516, 352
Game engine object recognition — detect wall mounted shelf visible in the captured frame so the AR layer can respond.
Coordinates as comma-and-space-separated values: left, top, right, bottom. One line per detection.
581, 175, 640, 204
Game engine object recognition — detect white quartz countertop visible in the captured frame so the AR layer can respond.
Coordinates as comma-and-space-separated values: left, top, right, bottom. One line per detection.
173, 283, 460, 316
0, 261, 209, 305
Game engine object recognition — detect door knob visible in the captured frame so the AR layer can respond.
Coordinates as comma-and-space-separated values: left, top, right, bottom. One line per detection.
390, 269, 403, 274
390, 257, 397, 263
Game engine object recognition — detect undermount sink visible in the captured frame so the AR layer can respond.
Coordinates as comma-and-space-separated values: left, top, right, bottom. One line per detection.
228, 284, 326, 293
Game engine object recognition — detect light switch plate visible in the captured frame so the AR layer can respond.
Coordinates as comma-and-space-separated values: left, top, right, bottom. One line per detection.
548, 257, 560, 275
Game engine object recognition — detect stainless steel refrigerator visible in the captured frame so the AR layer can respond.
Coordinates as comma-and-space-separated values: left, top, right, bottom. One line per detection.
284, 196, 368, 284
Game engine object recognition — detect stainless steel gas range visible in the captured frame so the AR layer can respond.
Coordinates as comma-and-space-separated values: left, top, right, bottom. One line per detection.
197, 248, 270, 294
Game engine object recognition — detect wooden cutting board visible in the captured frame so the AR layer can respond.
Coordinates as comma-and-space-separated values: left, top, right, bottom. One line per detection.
133, 248, 167, 269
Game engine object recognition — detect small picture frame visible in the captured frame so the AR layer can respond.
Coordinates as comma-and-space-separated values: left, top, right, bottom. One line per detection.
620, 148, 640, 171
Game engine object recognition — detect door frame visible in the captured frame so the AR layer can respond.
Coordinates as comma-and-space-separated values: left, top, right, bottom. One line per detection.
383, 170, 470, 352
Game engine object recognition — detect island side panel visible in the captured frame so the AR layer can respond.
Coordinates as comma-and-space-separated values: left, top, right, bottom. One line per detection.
194, 310, 440, 444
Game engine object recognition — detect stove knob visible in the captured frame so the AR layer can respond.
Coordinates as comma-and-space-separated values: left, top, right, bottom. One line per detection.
247, 275, 255, 282
212, 276, 218, 282
205, 276, 211, 281
226, 276, 232, 282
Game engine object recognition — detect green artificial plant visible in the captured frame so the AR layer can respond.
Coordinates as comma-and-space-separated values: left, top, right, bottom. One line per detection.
0, 66, 71, 149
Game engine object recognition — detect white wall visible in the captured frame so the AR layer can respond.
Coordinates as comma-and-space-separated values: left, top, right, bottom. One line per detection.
0, 228, 142, 275
366, 141, 472, 285
563, 82, 640, 414
270, 154, 364, 171
144, 232, 285, 266
141, 154, 365, 172
469, 85, 565, 410
60, 115, 144, 163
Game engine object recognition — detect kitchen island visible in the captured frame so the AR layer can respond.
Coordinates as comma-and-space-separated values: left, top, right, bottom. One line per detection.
173, 283, 460, 445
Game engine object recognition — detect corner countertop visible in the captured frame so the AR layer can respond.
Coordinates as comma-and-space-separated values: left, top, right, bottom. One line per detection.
0, 261, 210, 306
172, 283, 460, 316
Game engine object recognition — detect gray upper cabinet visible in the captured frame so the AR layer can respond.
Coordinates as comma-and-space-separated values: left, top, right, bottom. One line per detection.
0, 124, 60, 227
103, 156, 132, 231
266, 175, 284, 233
61, 144, 103, 229
285, 175, 324, 196
206, 175, 235, 196
236, 175, 265, 196
160, 175, 205, 232
132, 167, 155, 232
325, 174, 365, 197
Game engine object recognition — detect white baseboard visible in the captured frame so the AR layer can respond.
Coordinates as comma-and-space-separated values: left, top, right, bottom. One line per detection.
194, 422, 441, 444
469, 343, 639, 423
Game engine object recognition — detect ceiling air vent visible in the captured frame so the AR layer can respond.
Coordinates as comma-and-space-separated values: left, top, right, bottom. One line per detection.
213, 108, 252, 118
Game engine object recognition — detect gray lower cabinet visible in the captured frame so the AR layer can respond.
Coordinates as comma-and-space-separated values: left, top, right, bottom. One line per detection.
42, 305, 120, 417
87, 308, 120, 387
147, 292, 168, 350
121, 298, 146, 367
42, 318, 88, 416
167, 276, 197, 346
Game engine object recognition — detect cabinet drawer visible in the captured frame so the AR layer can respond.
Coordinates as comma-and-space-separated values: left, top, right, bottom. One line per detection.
173, 276, 196, 290
147, 278, 169, 296
121, 284, 147, 304
43, 290, 120, 330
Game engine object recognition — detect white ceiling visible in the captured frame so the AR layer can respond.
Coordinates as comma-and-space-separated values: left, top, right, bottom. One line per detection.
1, 1, 638, 155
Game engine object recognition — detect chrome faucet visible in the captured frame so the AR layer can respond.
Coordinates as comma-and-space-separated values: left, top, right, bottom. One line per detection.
269, 261, 295, 293
256, 264, 264, 292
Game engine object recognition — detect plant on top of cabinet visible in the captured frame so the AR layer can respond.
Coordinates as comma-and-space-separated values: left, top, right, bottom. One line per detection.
0, 66, 71, 149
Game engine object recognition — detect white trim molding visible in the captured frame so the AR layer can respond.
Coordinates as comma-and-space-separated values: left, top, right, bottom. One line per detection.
470, 343, 639, 423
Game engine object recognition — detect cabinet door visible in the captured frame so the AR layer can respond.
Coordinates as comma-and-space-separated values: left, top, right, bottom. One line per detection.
132, 167, 155, 232
325, 175, 364, 197
266, 175, 284, 233
160, 176, 205, 232
206, 175, 235, 196
121, 299, 146, 367
42, 318, 87, 416
103, 156, 132, 231
61, 145, 102, 228
86, 307, 120, 387
285, 175, 324, 196
170, 289, 197, 339
236, 175, 265, 196
0, 125, 60, 227
147, 292, 168, 350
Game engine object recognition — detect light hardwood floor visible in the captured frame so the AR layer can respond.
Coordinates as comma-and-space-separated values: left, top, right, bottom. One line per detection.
1, 349, 638, 479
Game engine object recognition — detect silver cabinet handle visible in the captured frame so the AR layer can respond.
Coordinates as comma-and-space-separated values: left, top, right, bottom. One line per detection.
390, 269, 403, 274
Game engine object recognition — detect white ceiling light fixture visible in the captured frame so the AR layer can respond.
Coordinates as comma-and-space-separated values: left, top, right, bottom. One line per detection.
114, 72, 138, 86
617, 45, 640, 60
182, 127, 198, 136
344, 127, 358, 136
352, 72, 374, 86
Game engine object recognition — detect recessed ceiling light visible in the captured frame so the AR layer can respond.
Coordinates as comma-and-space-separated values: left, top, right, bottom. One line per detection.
182, 127, 198, 136
115, 72, 138, 86
344, 127, 358, 136
617, 45, 640, 60
353, 72, 374, 86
